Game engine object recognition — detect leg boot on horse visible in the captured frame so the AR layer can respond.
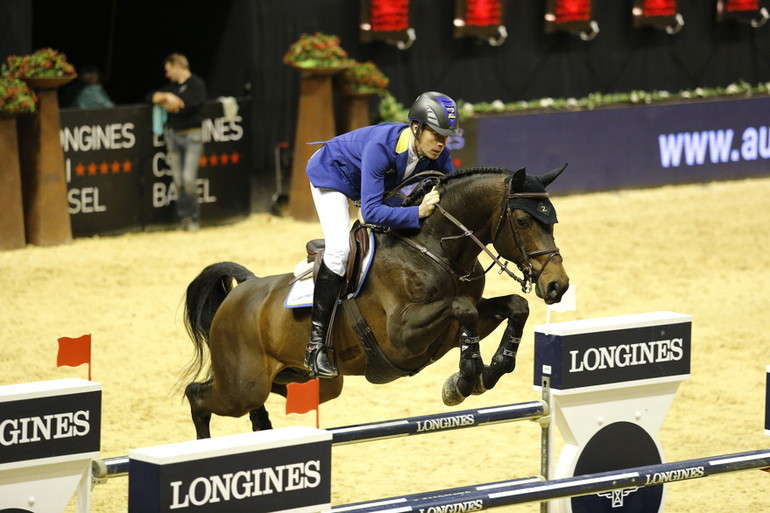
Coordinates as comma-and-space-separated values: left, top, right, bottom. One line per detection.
305, 261, 344, 378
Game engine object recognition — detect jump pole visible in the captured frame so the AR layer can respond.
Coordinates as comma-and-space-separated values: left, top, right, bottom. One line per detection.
92, 400, 549, 479
331, 449, 770, 512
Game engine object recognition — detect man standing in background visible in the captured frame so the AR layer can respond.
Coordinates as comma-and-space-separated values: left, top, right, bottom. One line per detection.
152, 53, 207, 231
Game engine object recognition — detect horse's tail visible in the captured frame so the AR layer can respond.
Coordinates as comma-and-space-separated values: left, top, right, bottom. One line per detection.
180, 262, 257, 386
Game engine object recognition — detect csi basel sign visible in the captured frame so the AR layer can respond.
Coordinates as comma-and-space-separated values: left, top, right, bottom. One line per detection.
59, 99, 251, 237
128, 426, 332, 513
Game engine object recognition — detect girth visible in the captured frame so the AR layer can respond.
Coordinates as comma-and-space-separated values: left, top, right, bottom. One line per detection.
340, 297, 419, 384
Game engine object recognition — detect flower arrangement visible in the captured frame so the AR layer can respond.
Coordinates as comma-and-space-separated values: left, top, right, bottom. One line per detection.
0, 76, 37, 115
339, 61, 389, 95
283, 32, 355, 69
378, 92, 408, 123
458, 80, 770, 116
2, 47, 76, 79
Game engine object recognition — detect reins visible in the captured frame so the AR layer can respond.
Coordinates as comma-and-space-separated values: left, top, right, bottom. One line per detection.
436, 203, 523, 284
387, 175, 561, 294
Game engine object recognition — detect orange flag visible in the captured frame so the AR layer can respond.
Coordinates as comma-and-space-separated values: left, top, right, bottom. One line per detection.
285, 379, 320, 428
57, 334, 92, 380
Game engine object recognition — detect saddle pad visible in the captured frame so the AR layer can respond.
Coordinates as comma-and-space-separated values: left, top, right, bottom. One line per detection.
283, 229, 375, 309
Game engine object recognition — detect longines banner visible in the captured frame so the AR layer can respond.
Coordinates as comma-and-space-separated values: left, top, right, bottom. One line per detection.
452, 96, 770, 193
60, 99, 250, 237
0, 380, 101, 467
128, 427, 331, 513
534, 314, 692, 391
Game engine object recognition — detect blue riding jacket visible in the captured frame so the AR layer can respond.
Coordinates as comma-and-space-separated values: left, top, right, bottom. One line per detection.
306, 122, 456, 229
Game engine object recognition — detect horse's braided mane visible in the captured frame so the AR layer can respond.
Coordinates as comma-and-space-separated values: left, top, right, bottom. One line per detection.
402, 167, 509, 207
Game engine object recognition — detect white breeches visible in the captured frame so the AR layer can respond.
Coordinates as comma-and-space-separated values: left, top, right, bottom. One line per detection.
310, 185, 351, 277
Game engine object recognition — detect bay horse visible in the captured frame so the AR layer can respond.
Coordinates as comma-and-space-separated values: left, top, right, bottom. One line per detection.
182, 166, 569, 439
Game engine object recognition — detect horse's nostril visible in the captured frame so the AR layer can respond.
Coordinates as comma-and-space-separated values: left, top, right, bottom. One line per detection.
547, 282, 561, 299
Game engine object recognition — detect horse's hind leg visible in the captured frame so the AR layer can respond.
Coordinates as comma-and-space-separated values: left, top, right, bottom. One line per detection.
249, 407, 273, 431
185, 375, 272, 439
185, 381, 214, 439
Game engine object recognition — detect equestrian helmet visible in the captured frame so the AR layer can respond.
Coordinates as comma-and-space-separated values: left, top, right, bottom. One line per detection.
407, 91, 460, 137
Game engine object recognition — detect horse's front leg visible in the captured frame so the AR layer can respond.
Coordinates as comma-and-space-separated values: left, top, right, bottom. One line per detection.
441, 294, 529, 406
476, 294, 529, 393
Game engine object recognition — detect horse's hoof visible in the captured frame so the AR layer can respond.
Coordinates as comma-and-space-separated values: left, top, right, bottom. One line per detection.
471, 374, 488, 396
442, 373, 466, 406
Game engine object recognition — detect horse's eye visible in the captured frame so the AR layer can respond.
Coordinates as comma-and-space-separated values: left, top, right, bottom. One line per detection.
516, 215, 530, 228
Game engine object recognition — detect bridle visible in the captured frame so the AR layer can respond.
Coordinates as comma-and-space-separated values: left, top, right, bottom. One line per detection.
487, 176, 562, 292
387, 174, 562, 293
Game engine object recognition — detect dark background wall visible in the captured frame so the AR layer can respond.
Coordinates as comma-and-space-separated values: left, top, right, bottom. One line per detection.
3, 0, 770, 207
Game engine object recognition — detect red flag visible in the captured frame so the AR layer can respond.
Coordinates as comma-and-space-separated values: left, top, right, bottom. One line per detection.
57, 334, 92, 380
285, 379, 320, 427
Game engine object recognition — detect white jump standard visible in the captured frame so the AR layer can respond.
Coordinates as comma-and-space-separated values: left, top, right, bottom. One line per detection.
535, 311, 692, 512
0, 378, 101, 513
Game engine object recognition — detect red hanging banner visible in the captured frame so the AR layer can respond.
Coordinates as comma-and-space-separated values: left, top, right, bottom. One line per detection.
724, 0, 762, 11
454, 0, 506, 43
639, 0, 678, 17
464, 0, 502, 26
717, 0, 768, 26
632, 0, 684, 33
554, 0, 592, 24
544, 0, 598, 40
369, 0, 409, 32
361, 0, 415, 48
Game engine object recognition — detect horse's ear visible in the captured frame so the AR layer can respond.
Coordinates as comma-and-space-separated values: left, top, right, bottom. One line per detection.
511, 167, 526, 191
538, 163, 568, 187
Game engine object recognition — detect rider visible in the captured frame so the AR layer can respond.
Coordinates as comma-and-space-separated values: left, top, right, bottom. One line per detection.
304, 91, 462, 378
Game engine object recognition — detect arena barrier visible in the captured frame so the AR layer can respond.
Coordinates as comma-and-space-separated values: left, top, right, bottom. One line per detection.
83, 311, 768, 513
0, 378, 101, 513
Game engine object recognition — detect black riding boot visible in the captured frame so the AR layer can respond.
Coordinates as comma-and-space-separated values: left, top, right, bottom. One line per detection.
304, 261, 344, 378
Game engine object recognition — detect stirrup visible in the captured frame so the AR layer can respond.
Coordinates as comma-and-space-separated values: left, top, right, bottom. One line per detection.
305, 344, 338, 379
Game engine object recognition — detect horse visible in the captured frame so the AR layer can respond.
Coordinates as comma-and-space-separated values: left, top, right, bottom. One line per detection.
181, 166, 570, 439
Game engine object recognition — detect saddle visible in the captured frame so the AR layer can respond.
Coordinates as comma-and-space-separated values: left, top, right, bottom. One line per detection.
304, 220, 371, 297
306, 221, 415, 384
